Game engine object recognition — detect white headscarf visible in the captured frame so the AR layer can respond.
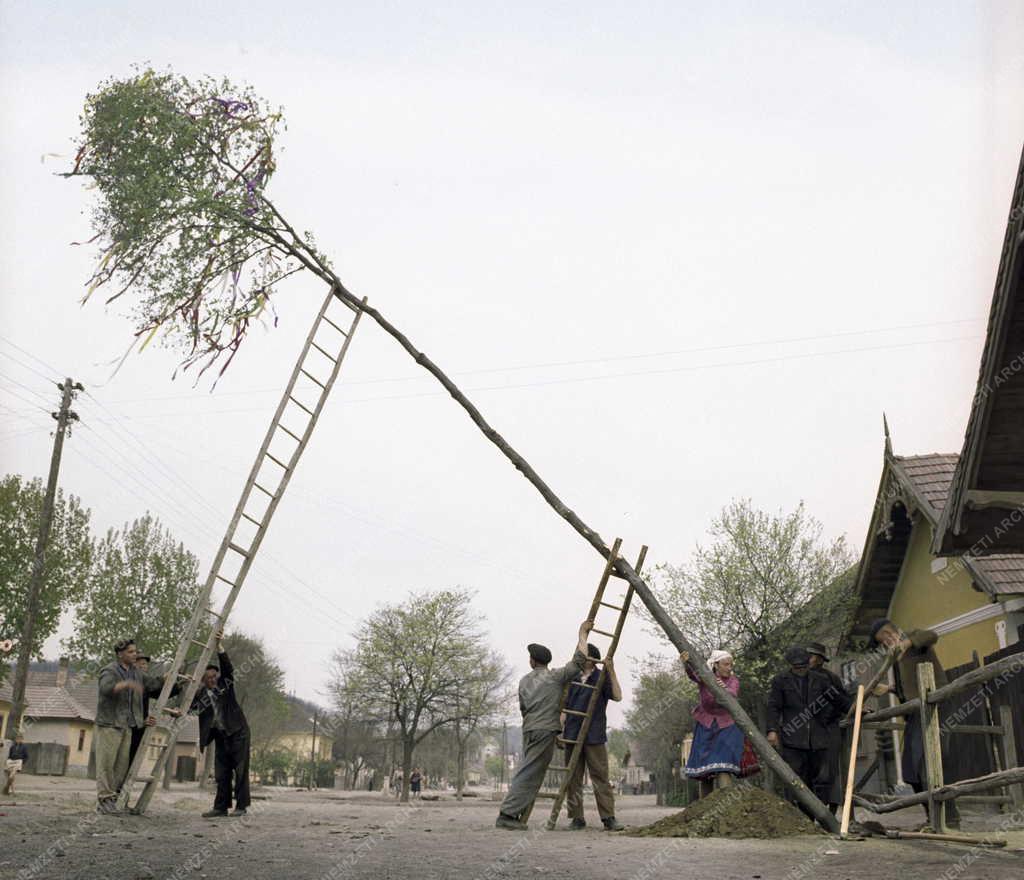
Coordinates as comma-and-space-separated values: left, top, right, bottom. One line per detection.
708, 649, 733, 669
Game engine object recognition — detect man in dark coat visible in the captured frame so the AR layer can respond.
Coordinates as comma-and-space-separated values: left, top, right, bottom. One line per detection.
767, 646, 849, 819
173, 629, 251, 818
806, 641, 852, 814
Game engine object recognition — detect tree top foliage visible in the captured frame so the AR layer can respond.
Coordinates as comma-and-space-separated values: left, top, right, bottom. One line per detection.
70, 68, 324, 379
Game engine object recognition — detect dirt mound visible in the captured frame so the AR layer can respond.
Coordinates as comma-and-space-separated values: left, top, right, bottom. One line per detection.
627, 784, 818, 839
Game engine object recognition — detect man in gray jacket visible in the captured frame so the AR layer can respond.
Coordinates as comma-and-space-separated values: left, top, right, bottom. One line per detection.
95, 638, 163, 814
495, 619, 592, 830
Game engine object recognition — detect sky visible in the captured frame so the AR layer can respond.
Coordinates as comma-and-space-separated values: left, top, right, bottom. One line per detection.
1, 2, 1022, 729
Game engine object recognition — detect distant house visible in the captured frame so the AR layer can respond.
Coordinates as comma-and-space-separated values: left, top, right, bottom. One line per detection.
0, 658, 200, 780
935, 144, 1024, 556
847, 437, 1024, 665
269, 697, 334, 785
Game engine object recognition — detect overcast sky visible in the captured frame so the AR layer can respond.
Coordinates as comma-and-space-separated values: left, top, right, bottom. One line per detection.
1, 2, 1022, 728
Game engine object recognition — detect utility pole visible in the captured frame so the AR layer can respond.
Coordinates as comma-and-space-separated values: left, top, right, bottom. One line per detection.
310, 709, 318, 789
500, 721, 507, 792
8, 378, 81, 736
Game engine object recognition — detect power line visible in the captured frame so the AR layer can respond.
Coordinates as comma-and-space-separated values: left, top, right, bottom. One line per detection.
80, 315, 986, 406
0, 348, 60, 385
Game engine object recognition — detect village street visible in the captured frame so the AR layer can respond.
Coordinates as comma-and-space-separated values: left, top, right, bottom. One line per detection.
3, 776, 1023, 880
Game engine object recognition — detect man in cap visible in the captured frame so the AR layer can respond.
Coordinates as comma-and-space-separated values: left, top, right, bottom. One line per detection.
94, 639, 162, 814
867, 619, 959, 828
495, 619, 592, 830
766, 645, 849, 820
806, 641, 852, 814
560, 643, 624, 831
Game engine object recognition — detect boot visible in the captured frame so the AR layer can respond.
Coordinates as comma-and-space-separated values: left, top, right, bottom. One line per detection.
602, 816, 624, 831
569, 817, 586, 830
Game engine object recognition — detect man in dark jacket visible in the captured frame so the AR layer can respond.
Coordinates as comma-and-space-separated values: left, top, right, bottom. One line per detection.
767, 646, 850, 817
806, 641, 852, 814
184, 629, 251, 818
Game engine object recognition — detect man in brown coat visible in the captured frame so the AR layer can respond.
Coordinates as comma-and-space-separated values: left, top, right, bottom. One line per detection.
869, 619, 959, 828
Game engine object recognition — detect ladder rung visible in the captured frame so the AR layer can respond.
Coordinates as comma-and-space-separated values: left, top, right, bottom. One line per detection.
574, 682, 597, 690
591, 628, 615, 637
322, 315, 348, 336
206, 608, 226, 619
310, 340, 338, 363
599, 602, 623, 611
277, 423, 303, 443
563, 709, 588, 717
215, 575, 235, 587
191, 638, 208, 648
534, 792, 557, 799
137, 776, 156, 784
264, 452, 290, 471
176, 673, 195, 681
241, 512, 264, 528
300, 368, 326, 389
547, 766, 570, 772
147, 742, 168, 750
289, 395, 314, 416
227, 542, 250, 557
557, 737, 578, 745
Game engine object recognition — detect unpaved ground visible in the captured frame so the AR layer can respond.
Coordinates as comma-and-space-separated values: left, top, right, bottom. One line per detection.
2, 776, 1023, 880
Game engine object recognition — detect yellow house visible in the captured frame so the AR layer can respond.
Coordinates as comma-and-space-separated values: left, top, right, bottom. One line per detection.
848, 435, 1024, 668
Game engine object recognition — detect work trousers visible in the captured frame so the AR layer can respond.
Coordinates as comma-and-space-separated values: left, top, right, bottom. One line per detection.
212, 728, 251, 812
780, 746, 830, 809
565, 742, 615, 820
129, 725, 146, 766
499, 729, 556, 819
95, 726, 132, 802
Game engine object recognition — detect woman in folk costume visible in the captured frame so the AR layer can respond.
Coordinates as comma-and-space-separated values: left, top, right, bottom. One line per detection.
680, 648, 745, 796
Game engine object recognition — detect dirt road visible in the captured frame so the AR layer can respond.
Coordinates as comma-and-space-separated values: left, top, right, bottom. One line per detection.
2, 776, 1022, 880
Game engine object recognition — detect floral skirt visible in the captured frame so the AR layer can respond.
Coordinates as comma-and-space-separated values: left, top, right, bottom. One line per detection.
684, 720, 744, 779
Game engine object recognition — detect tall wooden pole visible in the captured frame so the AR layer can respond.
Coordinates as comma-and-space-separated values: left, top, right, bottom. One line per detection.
8, 378, 81, 736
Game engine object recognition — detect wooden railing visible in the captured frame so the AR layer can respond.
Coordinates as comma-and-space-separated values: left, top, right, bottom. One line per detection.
842, 652, 1024, 831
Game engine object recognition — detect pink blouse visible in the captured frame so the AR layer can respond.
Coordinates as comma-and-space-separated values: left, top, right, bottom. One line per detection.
685, 662, 739, 729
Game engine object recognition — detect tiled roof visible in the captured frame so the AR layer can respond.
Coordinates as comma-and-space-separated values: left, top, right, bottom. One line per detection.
895, 453, 1024, 596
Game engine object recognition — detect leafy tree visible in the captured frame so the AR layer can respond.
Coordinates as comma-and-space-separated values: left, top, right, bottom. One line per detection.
218, 630, 289, 763
0, 474, 93, 678
647, 499, 855, 708
624, 656, 695, 806
484, 754, 505, 783
447, 650, 513, 798
332, 589, 495, 802
63, 513, 201, 662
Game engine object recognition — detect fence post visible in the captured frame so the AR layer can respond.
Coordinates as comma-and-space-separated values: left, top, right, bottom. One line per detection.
916, 662, 946, 833
998, 705, 1023, 810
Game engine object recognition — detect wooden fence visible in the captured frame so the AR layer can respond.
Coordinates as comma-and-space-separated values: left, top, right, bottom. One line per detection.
846, 651, 1024, 832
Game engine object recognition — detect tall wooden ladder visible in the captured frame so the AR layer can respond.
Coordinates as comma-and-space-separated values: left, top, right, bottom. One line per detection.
117, 287, 366, 814
523, 538, 647, 829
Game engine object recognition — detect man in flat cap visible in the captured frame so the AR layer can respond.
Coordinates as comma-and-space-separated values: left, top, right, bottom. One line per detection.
767, 645, 849, 820
495, 619, 592, 830
806, 641, 852, 814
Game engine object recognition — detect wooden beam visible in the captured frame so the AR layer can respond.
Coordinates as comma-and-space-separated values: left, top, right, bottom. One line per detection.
852, 766, 1024, 813
926, 653, 1024, 705
917, 663, 946, 833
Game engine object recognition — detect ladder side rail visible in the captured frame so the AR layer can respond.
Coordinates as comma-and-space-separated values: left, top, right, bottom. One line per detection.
545, 544, 646, 829
586, 538, 623, 620
124, 290, 364, 811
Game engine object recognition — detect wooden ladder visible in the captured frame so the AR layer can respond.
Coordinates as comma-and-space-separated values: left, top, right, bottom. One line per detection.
117, 288, 366, 814
523, 538, 647, 829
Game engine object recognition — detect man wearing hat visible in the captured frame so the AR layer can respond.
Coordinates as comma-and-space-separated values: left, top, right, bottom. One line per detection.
495, 619, 592, 830
867, 619, 959, 828
806, 641, 851, 814
561, 642, 624, 831
766, 645, 849, 819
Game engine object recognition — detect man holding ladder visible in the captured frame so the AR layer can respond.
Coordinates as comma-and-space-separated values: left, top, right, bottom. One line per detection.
495, 620, 592, 830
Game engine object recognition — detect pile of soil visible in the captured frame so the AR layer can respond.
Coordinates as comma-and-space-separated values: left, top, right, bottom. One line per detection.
627, 784, 818, 839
